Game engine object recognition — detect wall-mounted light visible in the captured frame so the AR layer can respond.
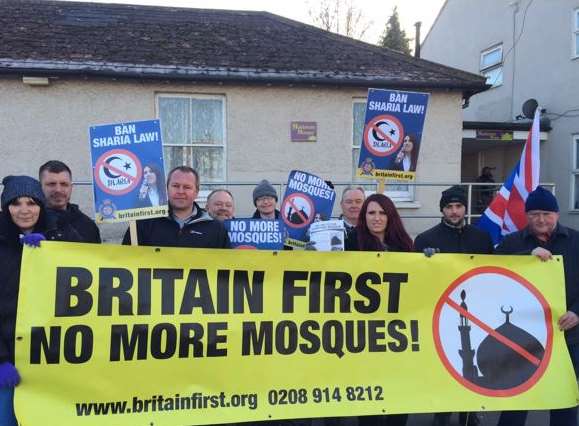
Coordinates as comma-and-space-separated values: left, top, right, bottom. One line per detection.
22, 76, 50, 86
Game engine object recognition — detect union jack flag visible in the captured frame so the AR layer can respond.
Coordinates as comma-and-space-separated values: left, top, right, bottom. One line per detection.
477, 108, 541, 245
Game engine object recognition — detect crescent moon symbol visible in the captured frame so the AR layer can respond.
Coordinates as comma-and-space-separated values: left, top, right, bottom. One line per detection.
104, 156, 122, 179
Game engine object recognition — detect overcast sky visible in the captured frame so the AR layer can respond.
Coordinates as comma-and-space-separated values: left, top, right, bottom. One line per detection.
59, 0, 446, 45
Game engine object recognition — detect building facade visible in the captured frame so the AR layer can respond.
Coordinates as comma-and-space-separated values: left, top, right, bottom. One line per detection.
0, 0, 487, 239
422, 0, 579, 226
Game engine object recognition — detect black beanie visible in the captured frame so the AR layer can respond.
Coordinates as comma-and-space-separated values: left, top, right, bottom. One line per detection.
525, 186, 559, 212
1, 175, 46, 210
440, 185, 467, 211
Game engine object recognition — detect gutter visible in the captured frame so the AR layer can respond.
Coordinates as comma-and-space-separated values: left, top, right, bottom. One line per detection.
0, 59, 488, 97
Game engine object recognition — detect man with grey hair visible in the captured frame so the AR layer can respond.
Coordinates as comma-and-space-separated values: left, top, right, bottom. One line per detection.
206, 189, 235, 221
339, 186, 365, 235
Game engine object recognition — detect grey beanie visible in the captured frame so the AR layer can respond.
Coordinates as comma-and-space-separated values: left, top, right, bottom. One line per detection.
253, 179, 277, 205
1, 175, 46, 210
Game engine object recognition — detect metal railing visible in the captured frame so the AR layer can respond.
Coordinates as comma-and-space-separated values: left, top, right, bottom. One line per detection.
68, 180, 556, 225
0, 180, 550, 242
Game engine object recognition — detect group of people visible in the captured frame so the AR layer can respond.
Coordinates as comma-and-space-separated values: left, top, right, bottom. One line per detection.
0, 161, 578, 426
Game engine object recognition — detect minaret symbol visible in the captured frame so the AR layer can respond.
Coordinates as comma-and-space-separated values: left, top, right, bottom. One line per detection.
458, 289, 478, 380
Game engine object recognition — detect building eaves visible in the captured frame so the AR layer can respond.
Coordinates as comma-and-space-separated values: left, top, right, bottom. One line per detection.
0, 58, 489, 92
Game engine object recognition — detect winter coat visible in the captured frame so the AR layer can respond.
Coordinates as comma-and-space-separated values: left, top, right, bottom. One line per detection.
0, 220, 22, 364
495, 224, 579, 344
122, 204, 230, 248
414, 221, 494, 254
251, 209, 281, 220
0, 211, 79, 363
46, 203, 101, 243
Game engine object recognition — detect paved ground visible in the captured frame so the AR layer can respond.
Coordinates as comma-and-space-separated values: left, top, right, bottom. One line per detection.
308, 410, 553, 425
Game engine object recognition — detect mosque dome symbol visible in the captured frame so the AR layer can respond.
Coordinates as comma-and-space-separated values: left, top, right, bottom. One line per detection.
456, 290, 545, 391
475, 306, 544, 389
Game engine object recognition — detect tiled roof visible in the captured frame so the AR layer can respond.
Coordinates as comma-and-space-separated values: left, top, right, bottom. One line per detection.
0, 0, 488, 96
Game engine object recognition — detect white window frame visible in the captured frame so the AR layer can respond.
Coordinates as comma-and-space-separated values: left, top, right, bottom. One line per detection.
571, 134, 579, 210
480, 44, 503, 88
352, 99, 366, 182
155, 93, 227, 187
351, 99, 414, 202
573, 8, 579, 59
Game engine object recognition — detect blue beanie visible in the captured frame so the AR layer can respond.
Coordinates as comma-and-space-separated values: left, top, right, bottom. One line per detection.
1, 175, 46, 210
525, 186, 559, 212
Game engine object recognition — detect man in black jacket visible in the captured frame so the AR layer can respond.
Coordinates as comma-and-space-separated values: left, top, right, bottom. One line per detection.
414, 186, 492, 426
414, 185, 493, 256
123, 166, 230, 248
496, 187, 579, 426
39, 160, 101, 243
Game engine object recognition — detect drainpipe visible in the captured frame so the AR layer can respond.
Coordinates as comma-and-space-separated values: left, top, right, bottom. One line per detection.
414, 21, 422, 58
510, 1, 520, 120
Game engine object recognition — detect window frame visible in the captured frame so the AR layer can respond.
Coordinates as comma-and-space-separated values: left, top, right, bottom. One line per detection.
351, 99, 414, 202
480, 44, 504, 88
573, 8, 579, 59
571, 134, 579, 210
155, 92, 227, 184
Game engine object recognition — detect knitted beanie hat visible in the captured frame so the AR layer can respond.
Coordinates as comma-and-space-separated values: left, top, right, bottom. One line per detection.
525, 186, 559, 212
440, 185, 467, 211
252, 180, 277, 205
1, 175, 46, 210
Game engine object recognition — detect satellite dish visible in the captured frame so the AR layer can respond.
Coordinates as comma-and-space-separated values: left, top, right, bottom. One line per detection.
522, 98, 538, 119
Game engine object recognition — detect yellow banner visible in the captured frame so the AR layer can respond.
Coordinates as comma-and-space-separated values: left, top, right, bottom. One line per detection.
14, 242, 579, 425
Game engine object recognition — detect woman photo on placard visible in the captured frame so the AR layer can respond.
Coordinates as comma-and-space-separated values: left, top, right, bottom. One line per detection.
136, 163, 167, 207
393, 134, 419, 172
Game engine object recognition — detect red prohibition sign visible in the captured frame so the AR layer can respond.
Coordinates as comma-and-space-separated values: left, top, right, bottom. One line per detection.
282, 193, 315, 229
432, 266, 553, 397
363, 114, 405, 157
94, 149, 142, 196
